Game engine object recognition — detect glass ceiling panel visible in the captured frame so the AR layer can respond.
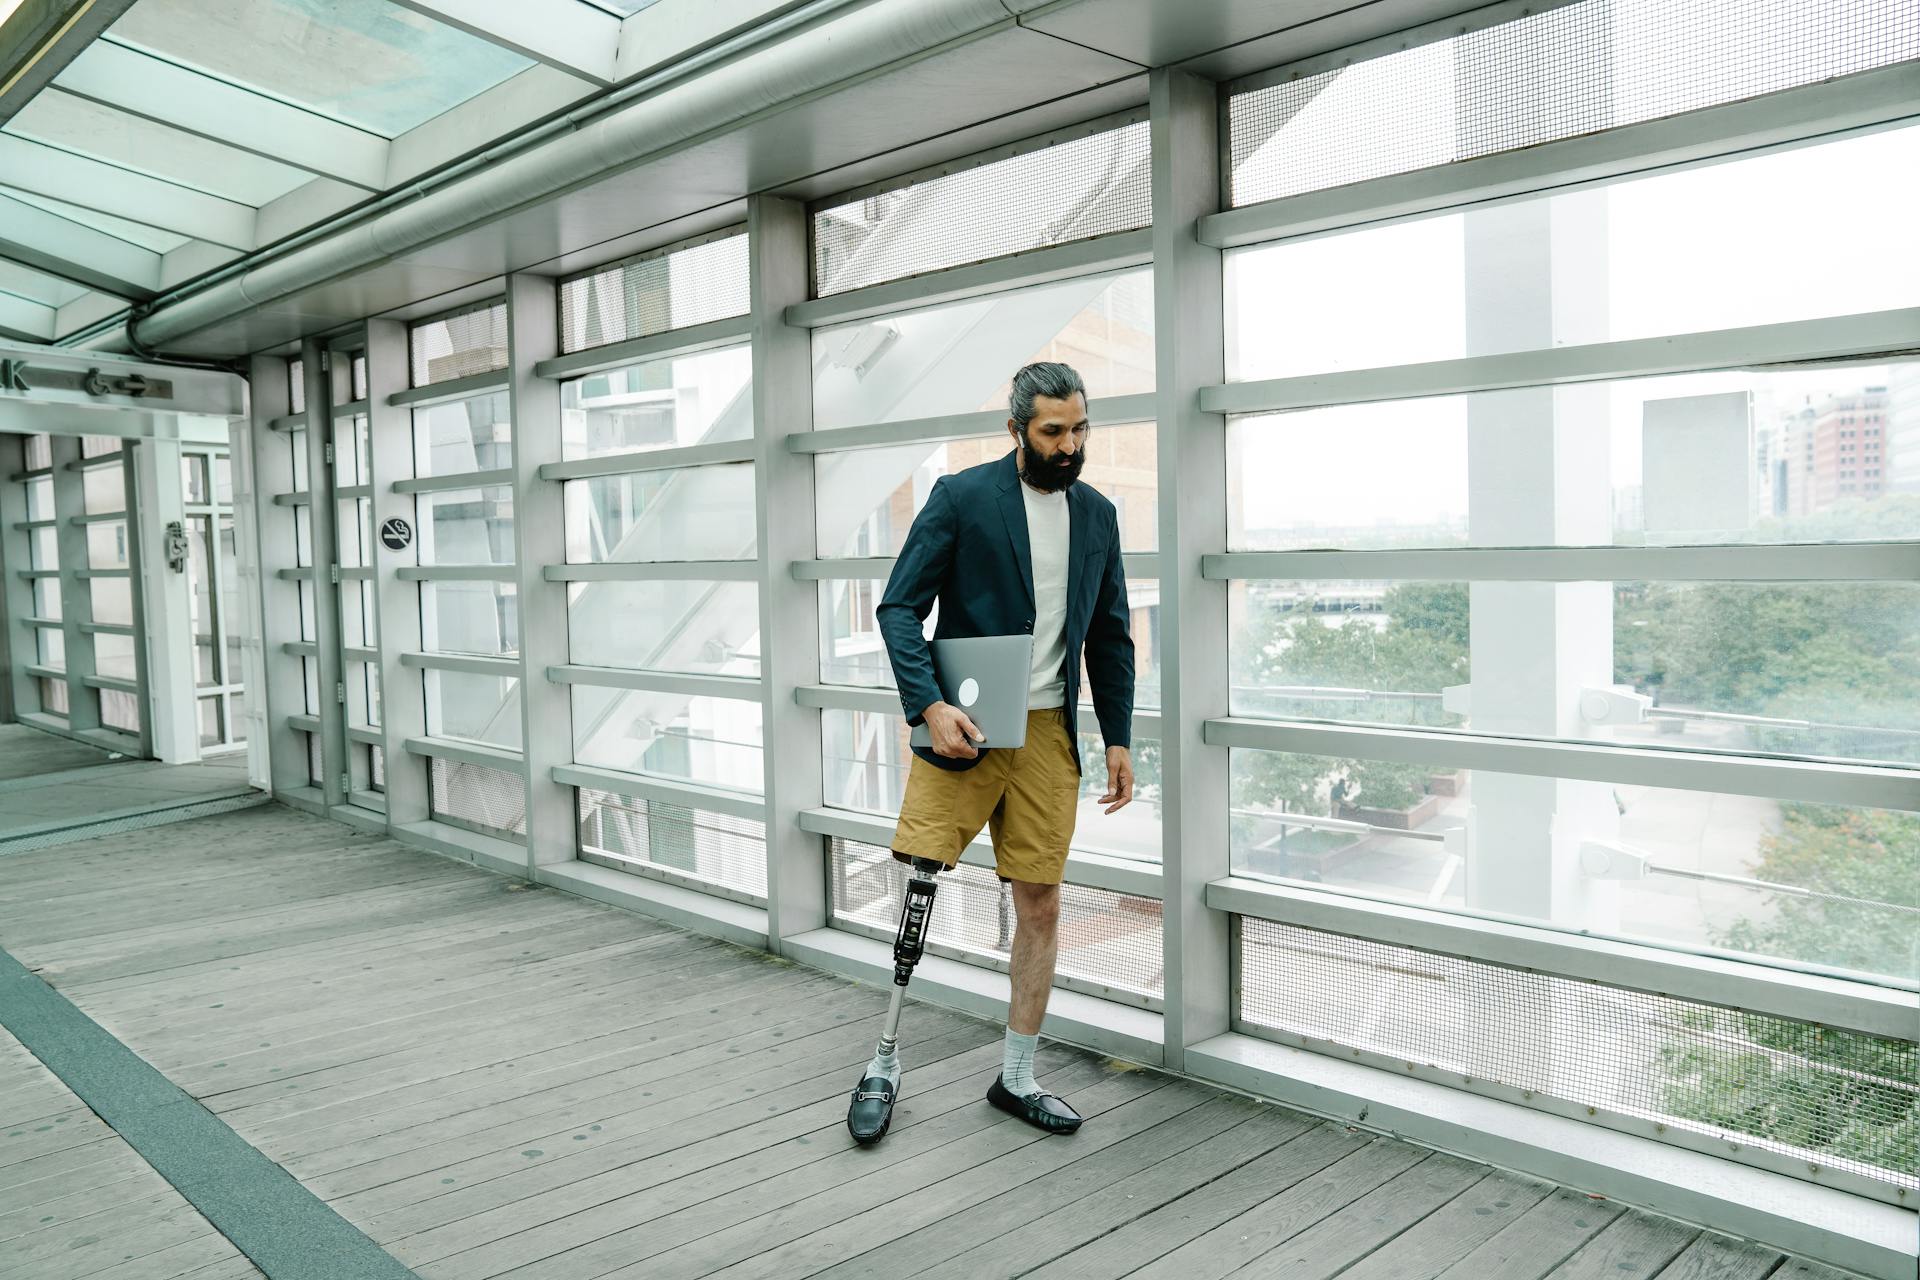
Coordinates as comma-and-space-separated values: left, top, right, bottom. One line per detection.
583, 1, 663, 13
0, 187, 193, 253
104, 0, 535, 138
6, 91, 311, 208
0, 259, 90, 308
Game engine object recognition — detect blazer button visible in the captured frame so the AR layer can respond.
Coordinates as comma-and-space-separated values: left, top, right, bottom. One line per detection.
1024, 619, 1033, 631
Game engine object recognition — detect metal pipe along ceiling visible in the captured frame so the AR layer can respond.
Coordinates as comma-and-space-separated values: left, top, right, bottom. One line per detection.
126, 0, 1025, 351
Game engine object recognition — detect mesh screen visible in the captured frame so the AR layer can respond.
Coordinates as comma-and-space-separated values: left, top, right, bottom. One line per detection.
1237, 918, 1919, 1191
1229, 0, 1920, 206
99, 688, 140, 734
370, 744, 385, 792
24, 434, 51, 470
410, 303, 509, 388
41, 678, 68, 715
577, 788, 767, 901
830, 837, 1162, 1002
289, 358, 305, 414
81, 435, 123, 458
559, 232, 749, 354
429, 755, 527, 841
305, 731, 323, 785
812, 120, 1151, 297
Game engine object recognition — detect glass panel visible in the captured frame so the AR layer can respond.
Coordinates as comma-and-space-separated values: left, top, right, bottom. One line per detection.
425, 669, 522, 749
813, 122, 1151, 296
571, 686, 763, 793
817, 577, 1163, 711
1226, 125, 1920, 382
418, 487, 514, 565
1229, 0, 1920, 206
94, 633, 137, 679
85, 520, 128, 570
36, 624, 64, 669
214, 455, 233, 504
334, 415, 371, 485
559, 234, 750, 354
811, 270, 1154, 431
352, 352, 368, 401
302, 657, 319, 715
294, 505, 312, 567
42, 677, 69, 716
816, 421, 1158, 558
83, 464, 124, 515
1229, 579, 1920, 766
181, 454, 209, 503
81, 435, 122, 459
24, 433, 51, 470
820, 709, 1162, 864
337, 497, 374, 568
1229, 364, 1915, 550
30, 526, 56, 568
187, 516, 215, 685
27, 476, 54, 520
1229, 749, 1918, 984
100, 688, 139, 734
298, 580, 316, 643
33, 578, 61, 619
341, 580, 378, 650
579, 789, 768, 899
420, 581, 518, 656
563, 466, 754, 563
566, 580, 760, 677
218, 518, 240, 682
289, 359, 305, 414
290, 428, 308, 490
106, 0, 534, 137
559, 344, 752, 459
349, 660, 380, 729
199, 697, 222, 748
411, 305, 508, 387
412, 391, 512, 475
90, 577, 132, 627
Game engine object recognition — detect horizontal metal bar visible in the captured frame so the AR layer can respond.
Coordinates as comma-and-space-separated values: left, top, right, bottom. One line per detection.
15, 569, 58, 580
386, 369, 511, 408
335, 566, 372, 580
1203, 62, 1920, 252
80, 674, 138, 693
331, 397, 370, 419
794, 683, 1163, 736
395, 564, 517, 582
786, 232, 1153, 329
793, 552, 1162, 580
66, 454, 123, 471
19, 615, 58, 627
537, 438, 756, 482
11, 518, 56, 530
542, 560, 759, 583
1202, 308, 1920, 414
23, 663, 61, 679
532, 315, 755, 382
553, 762, 766, 823
271, 491, 312, 507
1203, 718, 1920, 813
346, 726, 383, 746
66, 511, 126, 525
392, 467, 514, 495
76, 568, 129, 580
579, 849, 768, 910
1203, 542, 1920, 583
798, 806, 1163, 900
287, 713, 320, 733
348, 789, 387, 815
282, 641, 317, 657
8, 466, 54, 481
400, 651, 521, 677
789, 393, 1160, 455
342, 646, 377, 662
546, 664, 761, 701
336, 484, 371, 500
77, 622, 134, 636
267, 413, 305, 432
402, 735, 525, 771
1207, 876, 1916, 1041
274, 567, 315, 581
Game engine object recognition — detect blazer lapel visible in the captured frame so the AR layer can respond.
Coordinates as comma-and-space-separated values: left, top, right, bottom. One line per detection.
994, 451, 1036, 612
1065, 480, 1090, 625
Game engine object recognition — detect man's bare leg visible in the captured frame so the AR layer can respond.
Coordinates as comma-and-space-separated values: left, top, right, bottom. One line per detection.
987, 879, 1080, 1130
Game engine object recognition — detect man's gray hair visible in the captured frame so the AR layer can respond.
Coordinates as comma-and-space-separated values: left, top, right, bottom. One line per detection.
1009, 361, 1087, 428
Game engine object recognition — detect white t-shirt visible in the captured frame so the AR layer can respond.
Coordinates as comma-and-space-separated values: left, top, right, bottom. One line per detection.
1022, 481, 1070, 709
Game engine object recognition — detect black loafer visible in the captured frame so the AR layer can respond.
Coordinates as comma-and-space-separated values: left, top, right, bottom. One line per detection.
987, 1074, 1082, 1133
847, 1075, 897, 1145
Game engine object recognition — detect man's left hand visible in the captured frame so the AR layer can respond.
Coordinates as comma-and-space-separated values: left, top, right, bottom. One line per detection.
1099, 746, 1133, 814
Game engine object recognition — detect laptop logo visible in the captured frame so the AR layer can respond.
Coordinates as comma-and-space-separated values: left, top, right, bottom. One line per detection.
957, 678, 980, 707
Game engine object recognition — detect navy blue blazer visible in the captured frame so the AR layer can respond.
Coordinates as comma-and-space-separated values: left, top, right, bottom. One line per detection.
877, 449, 1134, 774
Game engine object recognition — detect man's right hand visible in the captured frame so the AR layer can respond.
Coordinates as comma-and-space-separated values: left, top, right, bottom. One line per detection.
922, 701, 986, 759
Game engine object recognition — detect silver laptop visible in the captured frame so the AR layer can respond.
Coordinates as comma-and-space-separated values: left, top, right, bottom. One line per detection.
908, 635, 1033, 751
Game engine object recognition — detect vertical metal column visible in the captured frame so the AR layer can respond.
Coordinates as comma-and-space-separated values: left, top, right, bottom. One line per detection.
1151, 67, 1233, 1069
131, 437, 194, 762
750, 194, 827, 948
305, 341, 348, 806
247, 357, 308, 796
0, 434, 35, 723
364, 318, 430, 828
506, 272, 576, 872
49, 434, 101, 734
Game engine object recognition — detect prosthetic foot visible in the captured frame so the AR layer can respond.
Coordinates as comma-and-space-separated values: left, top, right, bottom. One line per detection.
847, 857, 943, 1145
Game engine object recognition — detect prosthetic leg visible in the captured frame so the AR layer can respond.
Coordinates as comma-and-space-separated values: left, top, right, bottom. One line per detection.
846, 857, 944, 1145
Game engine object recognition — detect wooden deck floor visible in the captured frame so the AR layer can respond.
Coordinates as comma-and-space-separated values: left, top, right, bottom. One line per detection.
0, 724, 257, 843
0, 803, 1861, 1280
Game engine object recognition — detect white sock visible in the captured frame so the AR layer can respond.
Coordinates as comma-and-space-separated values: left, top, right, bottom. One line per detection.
1002, 1028, 1041, 1097
864, 1045, 900, 1089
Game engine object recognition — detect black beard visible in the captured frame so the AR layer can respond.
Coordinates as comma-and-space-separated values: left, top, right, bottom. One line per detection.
1018, 433, 1084, 493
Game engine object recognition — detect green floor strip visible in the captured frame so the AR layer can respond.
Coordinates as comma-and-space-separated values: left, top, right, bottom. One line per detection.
0, 945, 417, 1279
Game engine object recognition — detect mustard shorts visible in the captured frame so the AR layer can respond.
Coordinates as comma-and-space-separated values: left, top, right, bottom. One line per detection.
890, 708, 1080, 885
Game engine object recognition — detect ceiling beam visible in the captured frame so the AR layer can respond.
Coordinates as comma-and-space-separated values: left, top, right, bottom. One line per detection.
0, 188, 159, 298
0, 0, 139, 126
54, 40, 390, 192
389, 0, 618, 87
0, 134, 258, 250
0, 290, 56, 341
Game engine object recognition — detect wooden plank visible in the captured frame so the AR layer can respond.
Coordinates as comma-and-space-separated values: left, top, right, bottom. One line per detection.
846, 1097, 1316, 1280
1651, 1234, 1791, 1280
1223, 1152, 1493, 1280
1543, 1210, 1701, 1280
1433, 1186, 1627, 1279
529, 1068, 1185, 1280
382, 1028, 1011, 1264
1268, 1167, 1555, 1280
1769, 1259, 1872, 1280
1021, 1121, 1373, 1279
